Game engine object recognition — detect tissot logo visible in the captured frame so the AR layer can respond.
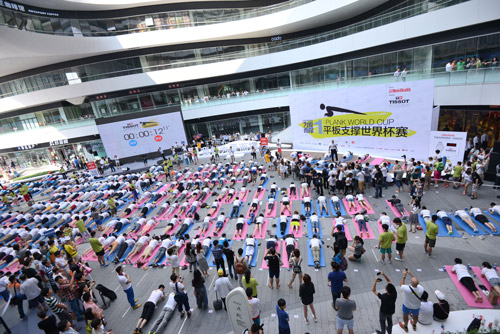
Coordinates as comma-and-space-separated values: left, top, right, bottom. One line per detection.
320, 104, 366, 117
122, 122, 139, 129
388, 97, 410, 104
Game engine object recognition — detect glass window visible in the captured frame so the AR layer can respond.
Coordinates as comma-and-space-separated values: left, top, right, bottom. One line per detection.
353, 58, 368, 77
397, 49, 413, 71
432, 41, 457, 71
50, 18, 62, 34
368, 55, 383, 76
383, 52, 397, 74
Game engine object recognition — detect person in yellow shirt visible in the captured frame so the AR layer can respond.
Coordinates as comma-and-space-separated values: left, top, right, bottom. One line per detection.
107, 197, 117, 215
64, 239, 80, 262
394, 218, 407, 261
377, 224, 395, 264
424, 215, 439, 258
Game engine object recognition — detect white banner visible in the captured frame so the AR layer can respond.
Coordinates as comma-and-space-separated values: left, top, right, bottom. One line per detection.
97, 111, 187, 159
289, 80, 435, 160
428, 131, 467, 165
197, 140, 259, 158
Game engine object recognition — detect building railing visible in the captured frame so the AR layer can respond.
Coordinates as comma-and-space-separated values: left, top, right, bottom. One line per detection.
0, 0, 469, 99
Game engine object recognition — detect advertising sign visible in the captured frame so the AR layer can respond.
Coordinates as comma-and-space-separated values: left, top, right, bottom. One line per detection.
86, 161, 100, 177
260, 137, 269, 146
428, 131, 467, 165
289, 80, 435, 160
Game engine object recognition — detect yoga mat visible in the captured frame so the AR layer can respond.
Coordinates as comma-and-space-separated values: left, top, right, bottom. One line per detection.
301, 202, 314, 216
417, 216, 428, 235
352, 219, 375, 239
340, 154, 353, 163
306, 218, 323, 239
435, 217, 461, 237
370, 157, 385, 166
444, 265, 492, 309
449, 215, 487, 236
209, 218, 229, 237
264, 200, 278, 218
288, 218, 304, 238
135, 246, 161, 268
239, 190, 250, 202
306, 240, 326, 267
253, 189, 267, 201
315, 200, 331, 217
261, 240, 280, 269
281, 241, 294, 268
471, 267, 494, 296
385, 200, 409, 218
253, 218, 269, 239
229, 203, 244, 219
300, 186, 311, 200
232, 220, 249, 240
246, 204, 260, 219
329, 199, 347, 216
288, 188, 299, 201
341, 198, 375, 215
242, 240, 258, 267
470, 215, 500, 235
198, 220, 215, 239
276, 218, 290, 239
484, 210, 500, 220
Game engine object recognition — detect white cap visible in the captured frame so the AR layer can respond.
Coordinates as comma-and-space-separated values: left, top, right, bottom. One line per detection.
435, 290, 445, 300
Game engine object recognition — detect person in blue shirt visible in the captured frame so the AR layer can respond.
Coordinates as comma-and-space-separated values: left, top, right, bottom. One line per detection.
327, 261, 348, 310
276, 298, 290, 334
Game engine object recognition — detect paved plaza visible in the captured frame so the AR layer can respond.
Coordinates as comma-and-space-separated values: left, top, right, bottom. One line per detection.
6, 150, 500, 334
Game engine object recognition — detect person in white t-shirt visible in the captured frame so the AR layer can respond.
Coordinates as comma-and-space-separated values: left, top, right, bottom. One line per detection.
116, 265, 141, 309
470, 207, 497, 233
400, 269, 424, 332
451, 258, 482, 303
481, 261, 500, 296
137, 236, 160, 266
309, 235, 322, 268
454, 210, 479, 233
488, 202, 500, 216
135, 285, 166, 332
125, 234, 150, 264
148, 292, 177, 333
417, 291, 433, 325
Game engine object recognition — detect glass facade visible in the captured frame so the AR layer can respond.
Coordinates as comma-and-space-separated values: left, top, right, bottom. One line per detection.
0, 0, 470, 99
0, 0, 312, 36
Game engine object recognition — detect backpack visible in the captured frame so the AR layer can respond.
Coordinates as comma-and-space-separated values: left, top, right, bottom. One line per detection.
339, 256, 348, 271
235, 258, 245, 274
292, 258, 302, 274
335, 233, 348, 250
173, 282, 188, 304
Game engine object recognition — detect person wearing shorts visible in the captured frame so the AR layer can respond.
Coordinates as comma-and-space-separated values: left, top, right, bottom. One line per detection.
481, 261, 500, 296
290, 212, 301, 234
264, 247, 281, 289
470, 207, 498, 233
253, 214, 265, 238
235, 215, 245, 239
281, 196, 290, 215
452, 258, 482, 303
335, 286, 356, 333
135, 285, 165, 334
436, 210, 454, 235
377, 224, 394, 264
303, 197, 312, 216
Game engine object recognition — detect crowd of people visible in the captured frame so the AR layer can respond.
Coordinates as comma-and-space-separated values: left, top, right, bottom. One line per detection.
0, 138, 497, 334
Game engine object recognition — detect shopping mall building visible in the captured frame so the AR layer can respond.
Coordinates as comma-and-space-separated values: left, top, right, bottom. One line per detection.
0, 0, 499, 168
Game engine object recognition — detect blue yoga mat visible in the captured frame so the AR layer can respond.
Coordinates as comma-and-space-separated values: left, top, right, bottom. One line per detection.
261, 178, 269, 189
306, 240, 326, 267
242, 240, 258, 267
306, 218, 323, 239
230, 203, 243, 218
329, 199, 346, 216
276, 218, 290, 238
449, 215, 486, 236
417, 216, 428, 234
470, 215, 500, 235
434, 217, 461, 237
315, 200, 331, 217
484, 210, 500, 221
301, 202, 314, 216
208, 241, 234, 267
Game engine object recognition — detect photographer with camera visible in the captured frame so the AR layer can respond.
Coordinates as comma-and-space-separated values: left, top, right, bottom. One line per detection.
371, 271, 397, 334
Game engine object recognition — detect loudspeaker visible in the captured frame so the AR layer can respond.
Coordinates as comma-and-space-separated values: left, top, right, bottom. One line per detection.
493, 141, 500, 153
485, 152, 500, 182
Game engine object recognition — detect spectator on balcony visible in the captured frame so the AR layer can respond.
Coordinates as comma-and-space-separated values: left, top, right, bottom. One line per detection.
401, 68, 407, 81
394, 68, 400, 81
456, 58, 465, 71
445, 61, 453, 72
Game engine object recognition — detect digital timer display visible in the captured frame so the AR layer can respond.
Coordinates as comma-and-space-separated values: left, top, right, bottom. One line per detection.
97, 112, 186, 159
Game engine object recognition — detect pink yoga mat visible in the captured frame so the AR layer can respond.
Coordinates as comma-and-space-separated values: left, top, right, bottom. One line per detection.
385, 200, 409, 218
288, 220, 303, 238
131, 220, 160, 238
333, 220, 353, 241
82, 251, 98, 262
288, 188, 299, 201
444, 265, 493, 308
253, 189, 267, 201
264, 201, 278, 218
352, 219, 375, 239
261, 241, 281, 269
135, 246, 161, 268
370, 157, 385, 166
159, 205, 180, 221
342, 198, 375, 215
253, 219, 269, 239
246, 205, 260, 219
156, 184, 171, 193
471, 267, 494, 294
233, 221, 249, 240
300, 186, 311, 200
239, 190, 250, 202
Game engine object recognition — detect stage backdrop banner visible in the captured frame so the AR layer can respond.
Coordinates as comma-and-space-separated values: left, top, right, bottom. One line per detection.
96, 107, 187, 159
289, 80, 435, 160
428, 131, 467, 165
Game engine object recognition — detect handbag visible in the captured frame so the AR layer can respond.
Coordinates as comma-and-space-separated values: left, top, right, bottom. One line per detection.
213, 291, 223, 311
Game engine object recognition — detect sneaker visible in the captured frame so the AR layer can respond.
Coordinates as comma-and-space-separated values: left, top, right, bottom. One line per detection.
394, 257, 403, 261
134, 299, 138, 303
380, 260, 385, 264
133, 304, 142, 309
448, 231, 453, 235
180, 312, 185, 318
313, 316, 318, 322
304, 318, 309, 324
410, 319, 417, 331
399, 322, 408, 333
388, 260, 392, 264
187, 311, 192, 318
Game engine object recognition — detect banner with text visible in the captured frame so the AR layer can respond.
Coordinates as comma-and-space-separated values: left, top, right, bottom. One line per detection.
289, 80, 435, 160
428, 131, 467, 165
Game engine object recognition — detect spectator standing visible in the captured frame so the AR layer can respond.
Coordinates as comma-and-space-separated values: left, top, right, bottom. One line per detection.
377, 224, 395, 264
116, 266, 141, 310
372, 271, 397, 334
212, 240, 226, 276
328, 261, 347, 309
424, 215, 439, 258
299, 274, 318, 324
276, 298, 290, 334
191, 269, 208, 310
394, 218, 407, 261
399, 270, 424, 333
20, 274, 47, 312
394, 68, 401, 81
335, 286, 357, 334
214, 269, 233, 311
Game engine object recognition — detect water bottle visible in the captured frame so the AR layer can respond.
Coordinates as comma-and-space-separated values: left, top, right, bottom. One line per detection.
468, 264, 472, 270
449, 209, 453, 215
441, 324, 445, 334
494, 263, 497, 270
442, 265, 447, 272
